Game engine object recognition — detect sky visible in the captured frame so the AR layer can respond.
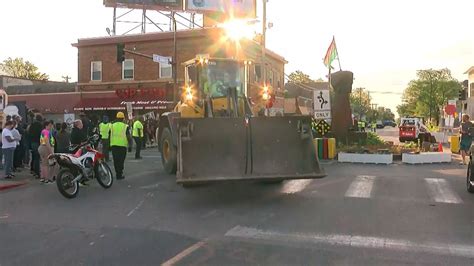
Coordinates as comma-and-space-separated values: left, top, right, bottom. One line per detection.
1, 0, 473, 115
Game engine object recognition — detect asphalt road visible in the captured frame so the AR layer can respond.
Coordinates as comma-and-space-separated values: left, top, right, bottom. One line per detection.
1, 148, 474, 265
375, 126, 400, 144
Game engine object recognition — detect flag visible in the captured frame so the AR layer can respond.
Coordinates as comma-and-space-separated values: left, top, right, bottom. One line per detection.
323, 37, 338, 69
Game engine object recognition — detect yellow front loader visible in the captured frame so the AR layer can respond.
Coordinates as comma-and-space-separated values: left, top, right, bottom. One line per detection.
157, 55, 325, 185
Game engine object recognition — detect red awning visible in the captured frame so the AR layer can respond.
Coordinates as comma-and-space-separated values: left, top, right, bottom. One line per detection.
74, 97, 174, 111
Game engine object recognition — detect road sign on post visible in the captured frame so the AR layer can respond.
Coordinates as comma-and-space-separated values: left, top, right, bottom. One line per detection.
314, 89, 331, 119
126, 102, 133, 120
153, 54, 171, 64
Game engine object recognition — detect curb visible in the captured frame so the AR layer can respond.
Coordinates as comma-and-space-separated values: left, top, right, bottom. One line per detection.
0, 181, 28, 191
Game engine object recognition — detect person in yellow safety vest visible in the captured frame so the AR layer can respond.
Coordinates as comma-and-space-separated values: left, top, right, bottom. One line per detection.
110, 112, 131, 180
99, 116, 112, 162
132, 117, 144, 160
360, 120, 366, 132
371, 121, 377, 132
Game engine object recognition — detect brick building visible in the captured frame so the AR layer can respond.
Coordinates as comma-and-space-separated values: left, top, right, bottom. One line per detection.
72, 27, 287, 116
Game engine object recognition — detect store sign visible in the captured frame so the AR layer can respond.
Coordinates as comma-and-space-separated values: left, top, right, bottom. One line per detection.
115, 88, 167, 99
314, 89, 331, 119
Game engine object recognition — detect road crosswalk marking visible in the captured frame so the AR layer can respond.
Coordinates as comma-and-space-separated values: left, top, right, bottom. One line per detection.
225, 226, 474, 259
344, 175, 375, 198
424, 178, 462, 204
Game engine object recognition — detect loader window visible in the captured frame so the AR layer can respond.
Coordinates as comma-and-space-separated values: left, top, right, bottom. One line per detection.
201, 60, 244, 98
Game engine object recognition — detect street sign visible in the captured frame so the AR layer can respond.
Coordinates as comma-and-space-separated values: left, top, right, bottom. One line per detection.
126, 102, 133, 120
153, 54, 171, 64
314, 89, 331, 119
445, 104, 456, 116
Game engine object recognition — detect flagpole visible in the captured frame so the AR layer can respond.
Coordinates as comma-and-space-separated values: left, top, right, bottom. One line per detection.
334, 36, 342, 71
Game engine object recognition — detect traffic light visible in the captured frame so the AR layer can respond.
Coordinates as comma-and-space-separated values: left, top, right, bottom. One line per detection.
117, 43, 125, 63
459, 80, 468, 101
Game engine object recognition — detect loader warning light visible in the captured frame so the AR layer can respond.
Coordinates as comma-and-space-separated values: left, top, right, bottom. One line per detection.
262, 86, 270, 100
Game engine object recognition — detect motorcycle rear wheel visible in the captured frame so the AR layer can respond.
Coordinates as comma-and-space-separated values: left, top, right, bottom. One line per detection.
96, 162, 114, 189
57, 169, 79, 199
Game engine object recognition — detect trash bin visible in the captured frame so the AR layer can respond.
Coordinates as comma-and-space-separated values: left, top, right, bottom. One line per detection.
450, 135, 460, 153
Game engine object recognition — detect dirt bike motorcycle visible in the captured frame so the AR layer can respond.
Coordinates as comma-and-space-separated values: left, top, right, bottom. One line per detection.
49, 134, 114, 199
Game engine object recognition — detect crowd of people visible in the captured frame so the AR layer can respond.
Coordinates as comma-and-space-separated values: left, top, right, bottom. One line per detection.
0, 111, 159, 183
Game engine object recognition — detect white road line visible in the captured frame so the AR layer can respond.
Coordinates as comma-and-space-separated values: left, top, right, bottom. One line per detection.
281, 180, 312, 194
225, 226, 474, 259
126, 199, 145, 217
425, 178, 462, 204
161, 240, 207, 266
345, 175, 376, 198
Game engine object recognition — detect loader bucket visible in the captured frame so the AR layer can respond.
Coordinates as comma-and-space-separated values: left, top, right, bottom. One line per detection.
249, 116, 325, 180
176, 118, 248, 183
176, 116, 326, 184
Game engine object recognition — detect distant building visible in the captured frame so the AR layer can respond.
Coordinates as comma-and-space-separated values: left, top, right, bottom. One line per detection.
464, 67, 474, 118
72, 27, 286, 115
284, 81, 329, 115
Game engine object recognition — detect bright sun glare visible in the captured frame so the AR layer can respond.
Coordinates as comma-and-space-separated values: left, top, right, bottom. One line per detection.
220, 19, 256, 41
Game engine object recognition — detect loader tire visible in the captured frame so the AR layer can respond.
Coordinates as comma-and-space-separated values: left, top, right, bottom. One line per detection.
161, 127, 177, 174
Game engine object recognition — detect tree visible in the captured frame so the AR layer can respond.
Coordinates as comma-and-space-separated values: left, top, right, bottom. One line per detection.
350, 87, 371, 120
0, 57, 49, 80
397, 68, 460, 124
288, 70, 312, 84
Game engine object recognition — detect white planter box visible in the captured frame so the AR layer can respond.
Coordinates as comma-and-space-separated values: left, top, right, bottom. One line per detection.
338, 153, 393, 165
402, 152, 451, 164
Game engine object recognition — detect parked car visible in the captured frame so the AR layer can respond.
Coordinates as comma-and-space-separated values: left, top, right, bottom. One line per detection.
376, 120, 385, 129
383, 120, 397, 127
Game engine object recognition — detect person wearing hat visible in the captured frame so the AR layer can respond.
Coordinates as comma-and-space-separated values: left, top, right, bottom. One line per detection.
110, 112, 131, 180
99, 116, 112, 162
132, 116, 144, 159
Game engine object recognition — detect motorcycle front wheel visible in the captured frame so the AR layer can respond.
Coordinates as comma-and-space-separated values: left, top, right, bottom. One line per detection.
56, 168, 79, 199
96, 162, 114, 189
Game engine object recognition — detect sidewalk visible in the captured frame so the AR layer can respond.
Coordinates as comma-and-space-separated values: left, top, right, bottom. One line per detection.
0, 169, 31, 191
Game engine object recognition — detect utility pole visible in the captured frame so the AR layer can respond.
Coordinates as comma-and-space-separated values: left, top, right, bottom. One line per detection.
172, 11, 177, 103
261, 0, 267, 85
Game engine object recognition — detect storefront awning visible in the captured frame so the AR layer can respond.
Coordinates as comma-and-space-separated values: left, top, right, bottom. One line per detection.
74, 97, 174, 111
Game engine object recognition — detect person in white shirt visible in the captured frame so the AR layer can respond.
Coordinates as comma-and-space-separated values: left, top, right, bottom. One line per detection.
2, 121, 19, 179
11, 120, 22, 172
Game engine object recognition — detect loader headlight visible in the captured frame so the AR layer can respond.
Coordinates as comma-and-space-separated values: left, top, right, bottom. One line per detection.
262, 86, 270, 100
185, 86, 194, 101
48, 157, 56, 166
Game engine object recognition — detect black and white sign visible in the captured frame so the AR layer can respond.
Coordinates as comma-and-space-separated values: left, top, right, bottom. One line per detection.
153, 54, 171, 64
314, 89, 331, 119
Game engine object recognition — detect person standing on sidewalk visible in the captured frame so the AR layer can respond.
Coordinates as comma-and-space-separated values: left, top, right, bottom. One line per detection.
132, 117, 144, 159
55, 123, 71, 154
38, 121, 55, 183
28, 114, 43, 179
458, 114, 473, 165
110, 112, 131, 180
11, 120, 22, 172
2, 121, 19, 179
99, 116, 111, 161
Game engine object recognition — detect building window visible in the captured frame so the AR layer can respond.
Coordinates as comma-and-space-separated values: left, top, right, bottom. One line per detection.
122, 59, 134, 80
159, 61, 172, 79
90, 61, 102, 81
254, 64, 261, 82
471, 83, 474, 98
268, 70, 274, 86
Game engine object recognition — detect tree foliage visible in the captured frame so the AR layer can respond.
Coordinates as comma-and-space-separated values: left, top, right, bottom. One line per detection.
350, 87, 395, 122
397, 68, 460, 124
0, 57, 49, 80
350, 87, 371, 119
288, 70, 312, 84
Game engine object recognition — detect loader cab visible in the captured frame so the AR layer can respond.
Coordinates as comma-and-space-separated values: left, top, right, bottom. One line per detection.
183, 57, 251, 118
